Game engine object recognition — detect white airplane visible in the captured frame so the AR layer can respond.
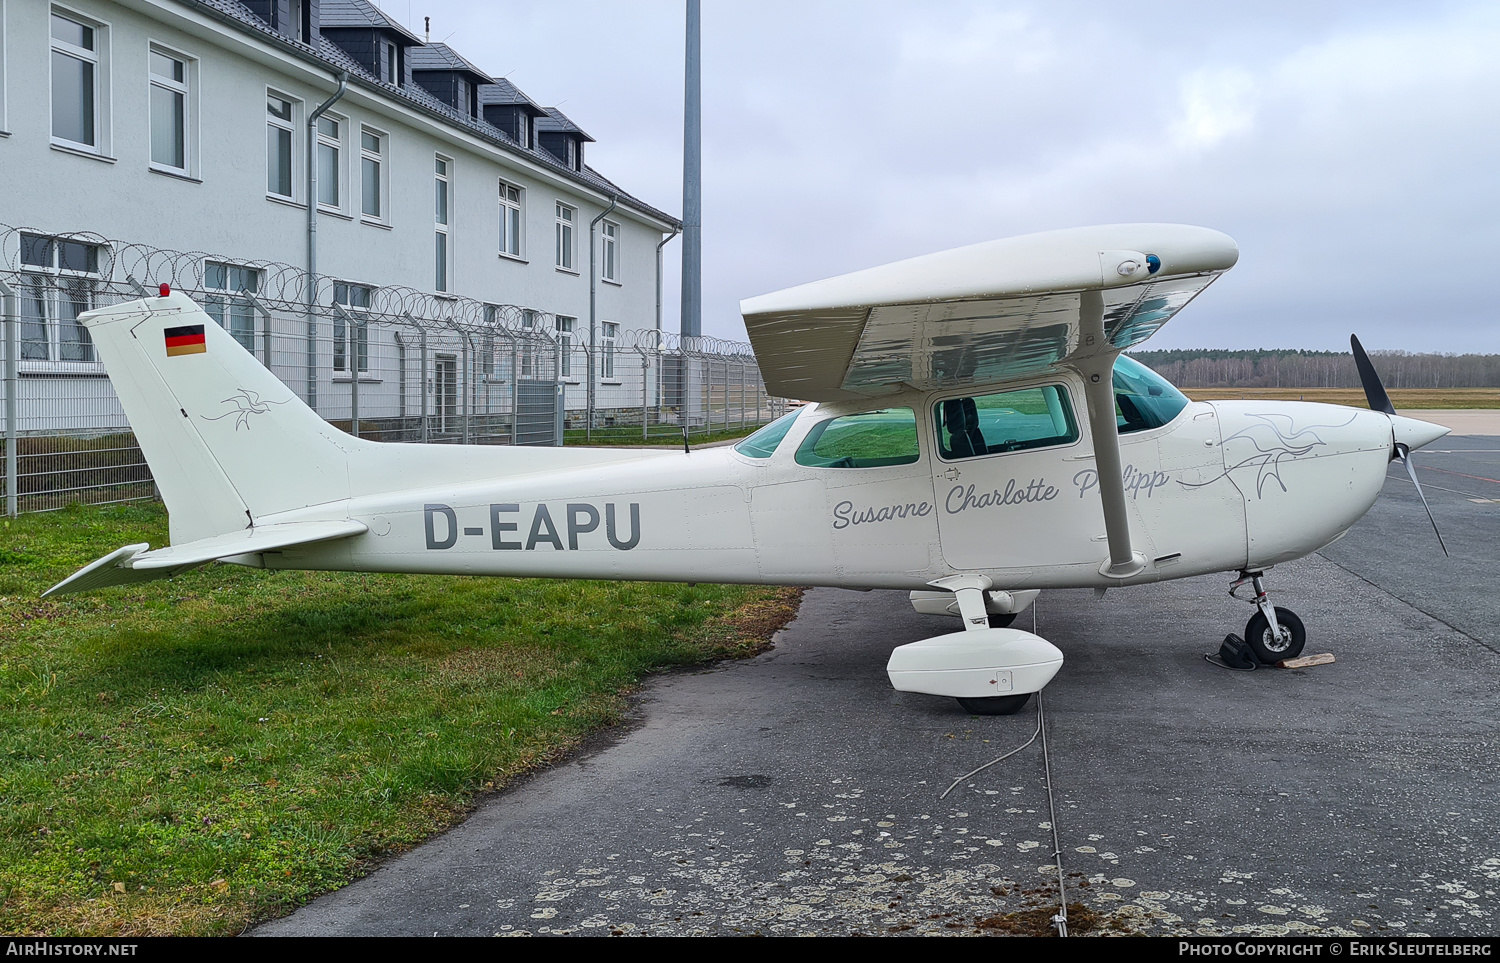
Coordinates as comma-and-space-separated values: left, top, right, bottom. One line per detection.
45, 224, 1450, 715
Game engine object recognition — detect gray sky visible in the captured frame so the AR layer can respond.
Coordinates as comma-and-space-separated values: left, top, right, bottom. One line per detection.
397, 1, 1500, 352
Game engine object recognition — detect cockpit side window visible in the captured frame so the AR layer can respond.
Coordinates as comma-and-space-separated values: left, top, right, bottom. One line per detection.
934, 384, 1078, 461
794, 408, 920, 468
734, 409, 800, 459
1114, 355, 1190, 434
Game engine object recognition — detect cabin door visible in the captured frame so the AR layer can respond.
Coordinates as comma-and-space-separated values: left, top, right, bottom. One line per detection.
928, 383, 1099, 572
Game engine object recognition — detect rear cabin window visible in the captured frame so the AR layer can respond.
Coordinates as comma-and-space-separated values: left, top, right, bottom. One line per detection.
734, 409, 799, 459
935, 385, 1078, 461
1114, 355, 1190, 434
794, 408, 920, 468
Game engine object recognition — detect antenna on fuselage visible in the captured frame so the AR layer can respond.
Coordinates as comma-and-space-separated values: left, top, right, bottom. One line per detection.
683, 420, 690, 454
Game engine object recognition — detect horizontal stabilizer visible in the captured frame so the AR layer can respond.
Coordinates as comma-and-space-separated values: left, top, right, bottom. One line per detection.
42, 544, 160, 597
41, 520, 368, 597
129, 519, 368, 569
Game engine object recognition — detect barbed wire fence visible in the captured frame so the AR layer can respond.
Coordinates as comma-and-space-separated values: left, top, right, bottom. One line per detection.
1, 224, 787, 516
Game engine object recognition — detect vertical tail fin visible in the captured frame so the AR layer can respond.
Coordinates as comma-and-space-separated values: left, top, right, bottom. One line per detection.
80, 292, 357, 544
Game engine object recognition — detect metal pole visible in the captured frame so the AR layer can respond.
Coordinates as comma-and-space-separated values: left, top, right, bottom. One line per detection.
680, 0, 702, 339
406, 312, 429, 443
306, 71, 350, 412
1, 278, 18, 517
656, 227, 679, 335
460, 331, 471, 444
510, 336, 520, 445
333, 303, 358, 438
588, 194, 618, 437
245, 292, 274, 370
639, 346, 650, 440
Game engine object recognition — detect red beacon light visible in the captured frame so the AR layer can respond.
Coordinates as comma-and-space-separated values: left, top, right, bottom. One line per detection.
158, 283, 171, 298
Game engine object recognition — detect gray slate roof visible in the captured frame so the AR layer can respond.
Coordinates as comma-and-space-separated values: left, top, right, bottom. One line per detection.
477, 77, 546, 116
536, 107, 595, 143
183, 0, 678, 227
407, 42, 493, 83
319, 0, 424, 45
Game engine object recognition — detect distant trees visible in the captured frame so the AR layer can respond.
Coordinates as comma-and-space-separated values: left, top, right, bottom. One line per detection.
1129, 349, 1500, 388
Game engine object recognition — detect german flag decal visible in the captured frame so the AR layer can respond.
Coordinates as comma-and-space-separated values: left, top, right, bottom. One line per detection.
164, 324, 207, 357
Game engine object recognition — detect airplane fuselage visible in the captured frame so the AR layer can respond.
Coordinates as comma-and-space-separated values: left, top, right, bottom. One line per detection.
245, 375, 1396, 593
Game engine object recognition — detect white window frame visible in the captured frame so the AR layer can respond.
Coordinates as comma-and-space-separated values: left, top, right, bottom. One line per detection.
266, 88, 301, 202
556, 315, 575, 378
600, 321, 617, 380
435, 154, 452, 292
498, 179, 524, 260
555, 202, 576, 273
359, 125, 388, 224
49, 5, 111, 157
16, 232, 104, 371
331, 281, 373, 375
601, 219, 619, 284
147, 41, 195, 177
203, 261, 262, 353
315, 110, 348, 214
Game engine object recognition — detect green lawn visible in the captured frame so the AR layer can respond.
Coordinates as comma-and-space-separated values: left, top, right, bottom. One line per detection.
0, 503, 800, 935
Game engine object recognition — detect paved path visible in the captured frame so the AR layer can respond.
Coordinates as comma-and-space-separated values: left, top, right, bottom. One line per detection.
257, 440, 1500, 937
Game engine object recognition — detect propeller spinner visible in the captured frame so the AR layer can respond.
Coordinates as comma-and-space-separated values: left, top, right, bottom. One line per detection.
1350, 335, 1449, 557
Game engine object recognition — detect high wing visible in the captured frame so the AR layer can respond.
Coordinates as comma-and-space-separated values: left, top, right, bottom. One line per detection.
739, 223, 1238, 403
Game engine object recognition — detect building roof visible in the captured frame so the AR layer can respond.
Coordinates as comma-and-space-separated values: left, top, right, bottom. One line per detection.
477, 77, 546, 116
536, 107, 596, 143
408, 42, 494, 84
182, 0, 678, 228
319, 0, 424, 45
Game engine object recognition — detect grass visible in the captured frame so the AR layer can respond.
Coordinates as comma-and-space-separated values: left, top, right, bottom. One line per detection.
0, 503, 802, 936
563, 425, 760, 446
1179, 387, 1500, 409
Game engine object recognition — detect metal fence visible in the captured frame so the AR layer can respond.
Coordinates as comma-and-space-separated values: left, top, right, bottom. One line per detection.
1, 225, 786, 515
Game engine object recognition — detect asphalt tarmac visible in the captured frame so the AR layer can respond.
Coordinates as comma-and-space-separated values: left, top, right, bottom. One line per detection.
256, 437, 1500, 937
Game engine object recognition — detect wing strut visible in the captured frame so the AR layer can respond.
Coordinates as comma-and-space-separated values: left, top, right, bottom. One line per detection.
1074, 291, 1146, 579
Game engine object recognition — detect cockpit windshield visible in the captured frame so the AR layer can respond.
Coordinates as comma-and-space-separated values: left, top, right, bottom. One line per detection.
734, 409, 800, 459
1114, 355, 1190, 434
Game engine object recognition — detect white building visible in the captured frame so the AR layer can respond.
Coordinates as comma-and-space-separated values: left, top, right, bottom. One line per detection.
0, 0, 683, 439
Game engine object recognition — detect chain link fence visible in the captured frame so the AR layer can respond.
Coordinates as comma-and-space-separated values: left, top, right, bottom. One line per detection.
1, 224, 787, 515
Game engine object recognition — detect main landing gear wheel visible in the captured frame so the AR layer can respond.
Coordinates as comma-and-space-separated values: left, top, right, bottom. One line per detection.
1244, 607, 1305, 664
987, 612, 1017, 628
957, 693, 1033, 716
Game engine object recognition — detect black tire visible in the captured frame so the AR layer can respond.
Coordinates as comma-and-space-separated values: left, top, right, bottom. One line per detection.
956, 693, 1033, 716
1243, 607, 1306, 664
987, 612, 1017, 628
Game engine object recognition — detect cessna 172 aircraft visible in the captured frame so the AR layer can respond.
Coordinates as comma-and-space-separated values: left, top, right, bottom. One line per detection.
45, 224, 1449, 715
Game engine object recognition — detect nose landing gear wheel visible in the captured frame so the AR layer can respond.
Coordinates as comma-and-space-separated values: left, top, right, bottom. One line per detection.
1244, 607, 1305, 664
987, 612, 1017, 628
956, 693, 1033, 715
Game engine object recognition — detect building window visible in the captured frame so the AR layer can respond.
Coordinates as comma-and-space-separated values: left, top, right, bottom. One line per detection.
360, 127, 386, 221
385, 43, 398, 86
435, 156, 450, 291
600, 321, 617, 379
332, 282, 371, 373
601, 220, 618, 282
556, 315, 574, 377
499, 180, 522, 258
148, 46, 192, 173
267, 91, 296, 199
316, 113, 343, 210
17, 233, 101, 364
51, 9, 106, 152
555, 202, 575, 271
204, 261, 260, 352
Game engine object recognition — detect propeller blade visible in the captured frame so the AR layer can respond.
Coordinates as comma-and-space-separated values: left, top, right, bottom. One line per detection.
1397, 445, 1449, 557
1350, 334, 1395, 415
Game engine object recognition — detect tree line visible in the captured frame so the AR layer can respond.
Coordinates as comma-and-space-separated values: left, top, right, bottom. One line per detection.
1129, 349, 1500, 389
